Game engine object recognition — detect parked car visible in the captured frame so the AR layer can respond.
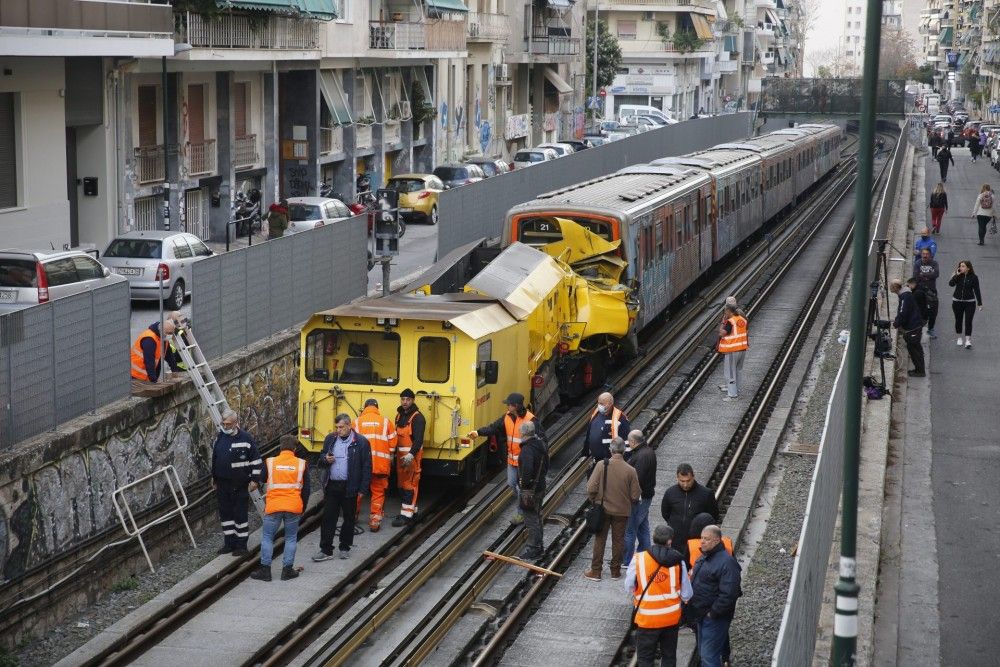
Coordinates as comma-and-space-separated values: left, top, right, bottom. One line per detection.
432, 163, 486, 189
558, 139, 592, 152
286, 196, 354, 235
582, 134, 610, 147
0, 248, 126, 314
535, 142, 576, 157
385, 173, 444, 225
511, 148, 557, 169
102, 231, 213, 310
464, 156, 510, 178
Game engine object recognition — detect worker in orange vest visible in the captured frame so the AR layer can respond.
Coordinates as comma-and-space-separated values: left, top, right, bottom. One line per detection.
353, 398, 397, 532
687, 512, 733, 571
468, 392, 543, 524
392, 388, 426, 527
130, 319, 179, 382
717, 302, 749, 400
625, 525, 692, 666
250, 435, 310, 582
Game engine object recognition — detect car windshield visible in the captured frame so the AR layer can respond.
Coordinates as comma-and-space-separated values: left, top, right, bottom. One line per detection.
104, 239, 163, 259
514, 152, 543, 163
0, 258, 37, 287
479, 163, 497, 177
289, 204, 321, 221
434, 167, 467, 180
387, 178, 426, 193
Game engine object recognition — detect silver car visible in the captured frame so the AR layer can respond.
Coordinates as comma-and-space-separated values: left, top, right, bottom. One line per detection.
0, 248, 125, 314
286, 197, 353, 235
102, 231, 214, 310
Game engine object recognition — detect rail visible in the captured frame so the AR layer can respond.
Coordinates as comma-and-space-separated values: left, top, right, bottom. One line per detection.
233, 134, 258, 169
133, 145, 164, 184
185, 139, 216, 176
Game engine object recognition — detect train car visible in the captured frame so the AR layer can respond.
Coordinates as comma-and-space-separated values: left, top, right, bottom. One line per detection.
713, 133, 799, 223
769, 124, 843, 198
798, 123, 844, 183
297, 234, 635, 480
505, 166, 713, 329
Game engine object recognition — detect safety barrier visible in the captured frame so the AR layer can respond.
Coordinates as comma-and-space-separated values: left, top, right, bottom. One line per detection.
112, 465, 197, 572
772, 121, 910, 663
436, 113, 753, 256
191, 214, 368, 361
0, 280, 131, 448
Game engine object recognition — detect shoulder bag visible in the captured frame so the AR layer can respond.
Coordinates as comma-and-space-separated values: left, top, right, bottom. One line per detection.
630, 563, 664, 626
518, 449, 546, 512
585, 459, 610, 534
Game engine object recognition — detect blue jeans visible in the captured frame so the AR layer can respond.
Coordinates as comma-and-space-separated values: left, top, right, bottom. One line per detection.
260, 511, 300, 568
697, 616, 731, 667
623, 497, 652, 566
507, 464, 520, 507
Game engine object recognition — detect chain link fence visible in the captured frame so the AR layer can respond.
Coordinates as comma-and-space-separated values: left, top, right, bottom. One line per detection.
191, 215, 368, 361
1, 281, 132, 448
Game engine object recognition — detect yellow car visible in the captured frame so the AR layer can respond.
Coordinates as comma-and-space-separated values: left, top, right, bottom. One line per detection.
385, 173, 444, 225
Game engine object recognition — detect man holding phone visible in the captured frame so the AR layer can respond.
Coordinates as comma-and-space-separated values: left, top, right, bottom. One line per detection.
313, 413, 372, 561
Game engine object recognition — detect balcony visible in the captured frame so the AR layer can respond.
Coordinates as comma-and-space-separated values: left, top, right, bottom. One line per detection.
320, 126, 344, 155
597, 0, 716, 8
384, 121, 402, 146
234, 134, 258, 169
756, 0, 777, 8
718, 60, 739, 72
426, 19, 466, 50
185, 140, 217, 176
370, 21, 425, 49
467, 11, 511, 42
134, 145, 164, 185
355, 124, 374, 151
525, 32, 581, 56
756, 23, 775, 40
176, 12, 320, 50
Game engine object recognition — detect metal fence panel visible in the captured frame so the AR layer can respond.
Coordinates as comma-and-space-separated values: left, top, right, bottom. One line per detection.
1, 281, 131, 448
192, 215, 368, 361
437, 113, 753, 256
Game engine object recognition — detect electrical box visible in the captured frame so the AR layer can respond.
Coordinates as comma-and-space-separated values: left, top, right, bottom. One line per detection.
82, 177, 98, 197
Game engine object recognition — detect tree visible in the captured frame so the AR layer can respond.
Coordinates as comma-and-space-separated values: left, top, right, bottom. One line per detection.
806, 47, 857, 78
878, 28, 918, 80
585, 19, 623, 97
816, 65, 832, 79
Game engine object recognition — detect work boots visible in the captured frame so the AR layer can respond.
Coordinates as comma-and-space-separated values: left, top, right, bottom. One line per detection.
280, 566, 299, 581
249, 565, 272, 582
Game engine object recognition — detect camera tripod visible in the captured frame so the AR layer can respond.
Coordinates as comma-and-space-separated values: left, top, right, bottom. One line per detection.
866, 238, 903, 389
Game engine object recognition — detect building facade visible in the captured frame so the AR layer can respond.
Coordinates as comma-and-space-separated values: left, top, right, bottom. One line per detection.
0, 0, 587, 250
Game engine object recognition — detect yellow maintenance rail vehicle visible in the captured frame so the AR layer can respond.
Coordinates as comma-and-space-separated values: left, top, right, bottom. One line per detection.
297, 219, 637, 482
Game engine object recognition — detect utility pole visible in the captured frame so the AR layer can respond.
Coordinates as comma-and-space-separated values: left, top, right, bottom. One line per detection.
833, 1, 883, 665
161, 55, 170, 231
591, 6, 599, 107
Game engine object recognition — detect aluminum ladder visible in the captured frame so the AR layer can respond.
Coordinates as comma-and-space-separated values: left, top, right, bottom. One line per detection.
169, 327, 230, 430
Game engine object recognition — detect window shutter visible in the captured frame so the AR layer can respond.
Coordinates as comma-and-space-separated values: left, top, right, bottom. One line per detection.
0, 93, 16, 208
187, 84, 205, 144
137, 86, 158, 147
234, 82, 248, 138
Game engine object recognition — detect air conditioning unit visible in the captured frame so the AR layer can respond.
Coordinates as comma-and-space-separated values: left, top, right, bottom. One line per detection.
643, 12, 655, 21
500, 63, 509, 79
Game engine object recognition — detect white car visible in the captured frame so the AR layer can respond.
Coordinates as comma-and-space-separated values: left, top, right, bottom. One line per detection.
102, 231, 214, 310
0, 248, 126, 314
511, 148, 558, 169
535, 142, 576, 157
286, 197, 354, 235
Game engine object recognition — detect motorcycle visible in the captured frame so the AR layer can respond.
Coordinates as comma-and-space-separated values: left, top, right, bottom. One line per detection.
233, 186, 262, 237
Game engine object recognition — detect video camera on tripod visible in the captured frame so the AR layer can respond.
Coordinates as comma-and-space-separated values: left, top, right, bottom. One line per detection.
868, 319, 895, 360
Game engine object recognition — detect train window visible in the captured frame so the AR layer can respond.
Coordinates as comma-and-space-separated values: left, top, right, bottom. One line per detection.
701, 197, 709, 228
516, 215, 615, 246
476, 340, 492, 388
645, 226, 654, 267
768, 166, 774, 186
304, 329, 400, 386
683, 206, 692, 240
656, 218, 664, 258
417, 337, 450, 383
734, 183, 740, 210
675, 208, 684, 246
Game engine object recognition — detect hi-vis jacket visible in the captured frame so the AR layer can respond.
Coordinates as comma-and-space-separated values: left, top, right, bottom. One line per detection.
263, 450, 309, 514
717, 315, 749, 353
354, 406, 398, 476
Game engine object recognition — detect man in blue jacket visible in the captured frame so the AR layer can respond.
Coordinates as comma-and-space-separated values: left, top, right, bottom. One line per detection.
313, 413, 372, 561
690, 525, 742, 667
891, 278, 926, 377
212, 408, 263, 556
581, 392, 631, 464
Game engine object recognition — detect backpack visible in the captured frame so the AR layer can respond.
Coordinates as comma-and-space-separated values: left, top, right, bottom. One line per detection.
981, 191, 994, 210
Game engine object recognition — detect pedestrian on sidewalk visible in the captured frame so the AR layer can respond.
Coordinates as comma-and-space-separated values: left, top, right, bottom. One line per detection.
930, 131, 941, 159
660, 464, 719, 562
929, 183, 948, 234
626, 525, 691, 667
623, 429, 657, 567
517, 421, 549, 561
949, 260, 983, 348
717, 302, 748, 400
251, 435, 310, 582
913, 227, 938, 258
971, 183, 995, 245
585, 437, 640, 581
890, 278, 926, 377
689, 525, 743, 667
936, 144, 955, 182
913, 248, 940, 338
267, 199, 289, 239
212, 409, 263, 557
313, 414, 371, 562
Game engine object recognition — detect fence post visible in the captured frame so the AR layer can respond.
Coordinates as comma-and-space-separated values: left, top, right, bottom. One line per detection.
90, 289, 97, 414
4, 317, 12, 446
50, 304, 57, 431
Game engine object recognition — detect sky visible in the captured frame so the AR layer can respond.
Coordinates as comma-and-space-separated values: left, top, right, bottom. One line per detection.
803, 1, 846, 76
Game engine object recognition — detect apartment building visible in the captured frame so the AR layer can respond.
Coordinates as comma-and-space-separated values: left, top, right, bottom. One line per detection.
840, 0, 866, 76
0, 0, 586, 250
981, 1, 1000, 117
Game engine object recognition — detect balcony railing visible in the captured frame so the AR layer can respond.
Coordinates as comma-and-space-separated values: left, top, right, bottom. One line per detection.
384, 121, 402, 146
426, 19, 466, 50
369, 21, 426, 49
355, 124, 373, 150
234, 134, 257, 169
599, 0, 716, 7
1, 0, 172, 36
134, 145, 164, 185
320, 126, 344, 155
467, 11, 510, 42
177, 12, 320, 49
525, 35, 581, 56
186, 140, 217, 176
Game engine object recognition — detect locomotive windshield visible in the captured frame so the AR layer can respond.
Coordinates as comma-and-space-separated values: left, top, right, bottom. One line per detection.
515, 215, 615, 246
304, 329, 400, 386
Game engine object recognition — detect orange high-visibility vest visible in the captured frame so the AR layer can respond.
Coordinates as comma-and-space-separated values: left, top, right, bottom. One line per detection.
504, 410, 535, 467
264, 450, 306, 514
354, 406, 397, 475
633, 552, 683, 629
687, 537, 734, 570
717, 315, 749, 353
590, 406, 624, 449
396, 409, 421, 454
130, 329, 161, 380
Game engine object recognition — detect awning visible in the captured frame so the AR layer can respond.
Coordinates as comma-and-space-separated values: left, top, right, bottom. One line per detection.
543, 67, 573, 94
715, 0, 728, 21
940, 27, 953, 45
546, 0, 574, 7
690, 14, 714, 40
764, 9, 780, 26
425, 0, 469, 12
220, 0, 337, 19
777, 47, 788, 64
319, 70, 352, 125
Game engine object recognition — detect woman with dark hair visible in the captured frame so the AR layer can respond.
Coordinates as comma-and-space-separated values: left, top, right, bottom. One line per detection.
949, 260, 983, 349
929, 182, 948, 234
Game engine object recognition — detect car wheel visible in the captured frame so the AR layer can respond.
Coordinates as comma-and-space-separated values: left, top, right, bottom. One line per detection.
430, 205, 438, 225
166, 280, 185, 310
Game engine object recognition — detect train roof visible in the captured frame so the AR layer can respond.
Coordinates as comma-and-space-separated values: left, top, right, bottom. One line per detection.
322, 293, 518, 340
527, 166, 708, 211
715, 132, 799, 155
651, 149, 757, 171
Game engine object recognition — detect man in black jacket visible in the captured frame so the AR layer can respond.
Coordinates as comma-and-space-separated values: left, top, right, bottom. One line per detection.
517, 421, 549, 560
891, 278, 926, 377
660, 463, 718, 561
624, 430, 656, 566
212, 408, 263, 556
690, 525, 742, 667
312, 413, 372, 561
